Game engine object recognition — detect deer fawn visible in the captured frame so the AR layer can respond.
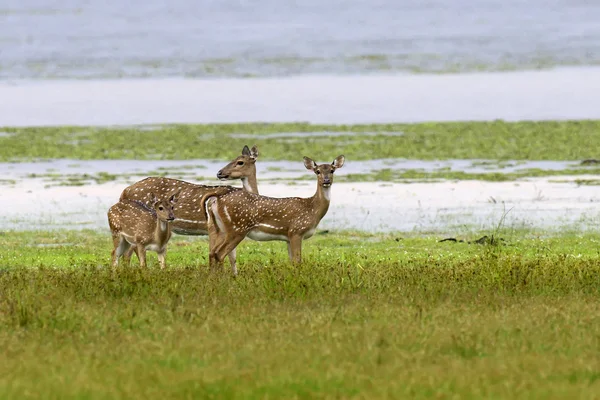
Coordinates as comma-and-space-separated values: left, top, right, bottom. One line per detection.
108, 190, 180, 269
203, 155, 345, 274
118, 145, 260, 270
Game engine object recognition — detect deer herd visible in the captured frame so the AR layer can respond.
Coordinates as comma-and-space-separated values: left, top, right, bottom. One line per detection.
107, 146, 345, 275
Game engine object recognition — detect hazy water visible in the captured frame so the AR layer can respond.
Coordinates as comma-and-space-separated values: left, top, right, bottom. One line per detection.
2, 0, 600, 79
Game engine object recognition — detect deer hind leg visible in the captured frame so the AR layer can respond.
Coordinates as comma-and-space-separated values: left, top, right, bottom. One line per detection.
289, 235, 303, 265
206, 198, 220, 271
227, 248, 237, 276
207, 198, 232, 272
209, 231, 228, 271
112, 234, 131, 268
214, 234, 245, 274
123, 245, 136, 267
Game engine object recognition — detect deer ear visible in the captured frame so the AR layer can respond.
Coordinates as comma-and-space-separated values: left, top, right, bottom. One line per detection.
332, 155, 345, 169
303, 156, 317, 171
250, 145, 259, 160
149, 192, 159, 205
242, 145, 251, 156
169, 189, 181, 204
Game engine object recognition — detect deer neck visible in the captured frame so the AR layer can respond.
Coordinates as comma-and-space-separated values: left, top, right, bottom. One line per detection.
155, 219, 171, 243
310, 183, 332, 220
241, 173, 259, 194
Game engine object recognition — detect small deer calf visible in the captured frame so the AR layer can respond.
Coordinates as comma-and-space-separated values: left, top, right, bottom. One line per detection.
108, 190, 180, 269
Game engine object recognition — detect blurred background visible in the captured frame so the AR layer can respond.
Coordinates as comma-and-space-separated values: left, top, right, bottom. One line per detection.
2, 0, 600, 80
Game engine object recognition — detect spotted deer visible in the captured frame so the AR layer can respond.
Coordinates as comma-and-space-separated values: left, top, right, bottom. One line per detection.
203, 155, 345, 274
108, 190, 180, 269
118, 145, 260, 269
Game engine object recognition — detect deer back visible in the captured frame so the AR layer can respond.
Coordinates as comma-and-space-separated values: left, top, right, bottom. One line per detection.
212, 191, 326, 235
108, 200, 162, 240
120, 177, 240, 234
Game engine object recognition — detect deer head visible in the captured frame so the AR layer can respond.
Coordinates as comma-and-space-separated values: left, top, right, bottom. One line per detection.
149, 189, 180, 222
303, 155, 345, 187
217, 145, 259, 180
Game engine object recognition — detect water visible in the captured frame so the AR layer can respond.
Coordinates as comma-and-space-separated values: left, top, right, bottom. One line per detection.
2, 0, 600, 79
0, 159, 591, 183
3, 68, 600, 126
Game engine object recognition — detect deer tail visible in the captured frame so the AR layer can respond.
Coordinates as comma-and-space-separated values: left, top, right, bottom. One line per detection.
199, 187, 234, 221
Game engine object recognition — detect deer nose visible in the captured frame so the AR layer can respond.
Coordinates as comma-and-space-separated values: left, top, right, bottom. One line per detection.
217, 170, 227, 179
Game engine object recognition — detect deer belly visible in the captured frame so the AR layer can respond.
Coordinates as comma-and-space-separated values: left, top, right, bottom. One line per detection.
303, 227, 316, 239
145, 243, 164, 252
247, 228, 288, 242
172, 219, 208, 236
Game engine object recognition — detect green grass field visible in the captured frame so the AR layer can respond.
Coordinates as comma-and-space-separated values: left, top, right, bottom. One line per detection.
1, 230, 600, 399
2, 121, 600, 398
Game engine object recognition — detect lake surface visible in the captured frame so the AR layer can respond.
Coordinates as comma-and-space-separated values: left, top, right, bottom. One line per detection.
3, 68, 600, 126
2, 0, 600, 79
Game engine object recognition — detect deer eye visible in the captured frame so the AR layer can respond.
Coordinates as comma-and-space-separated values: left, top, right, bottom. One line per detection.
159, 206, 164, 211
237, 161, 244, 166
316, 170, 321, 174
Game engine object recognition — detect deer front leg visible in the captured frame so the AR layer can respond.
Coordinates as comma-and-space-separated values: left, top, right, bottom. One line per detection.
157, 249, 167, 270
289, 235, 303, 265
136, 243, 147, 268
287, 242, 293, 262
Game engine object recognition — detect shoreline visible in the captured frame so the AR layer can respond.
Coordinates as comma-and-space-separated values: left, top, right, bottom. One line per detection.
2, 176, 599, 234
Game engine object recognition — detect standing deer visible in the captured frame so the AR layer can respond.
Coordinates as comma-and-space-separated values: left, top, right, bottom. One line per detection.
108, 190, 180, 269
203, 155, 345, 274
118, 145, 260, 270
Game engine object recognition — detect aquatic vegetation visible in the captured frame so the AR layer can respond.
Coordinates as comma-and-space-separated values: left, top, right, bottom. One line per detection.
1, 120, 600, 162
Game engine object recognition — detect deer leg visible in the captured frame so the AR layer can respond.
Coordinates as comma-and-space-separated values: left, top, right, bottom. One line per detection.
287, 242, 293, 261
136, 243, 147, 268
209, 231, 229, 271
206, 199, 224, 271
215, 234, 245, 273
207, 225, 225, 271
112, 235, 131, 268
289, 235, 303, 265
130, 246, 140, 267
227, 248, 237, 276
123, 245, 136, 267
111, 235, 122, 268
157, 249, 167, 270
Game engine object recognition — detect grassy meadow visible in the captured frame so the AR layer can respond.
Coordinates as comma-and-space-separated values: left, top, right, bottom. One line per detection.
2, 121, 600, 398
1, 230, 600, 399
